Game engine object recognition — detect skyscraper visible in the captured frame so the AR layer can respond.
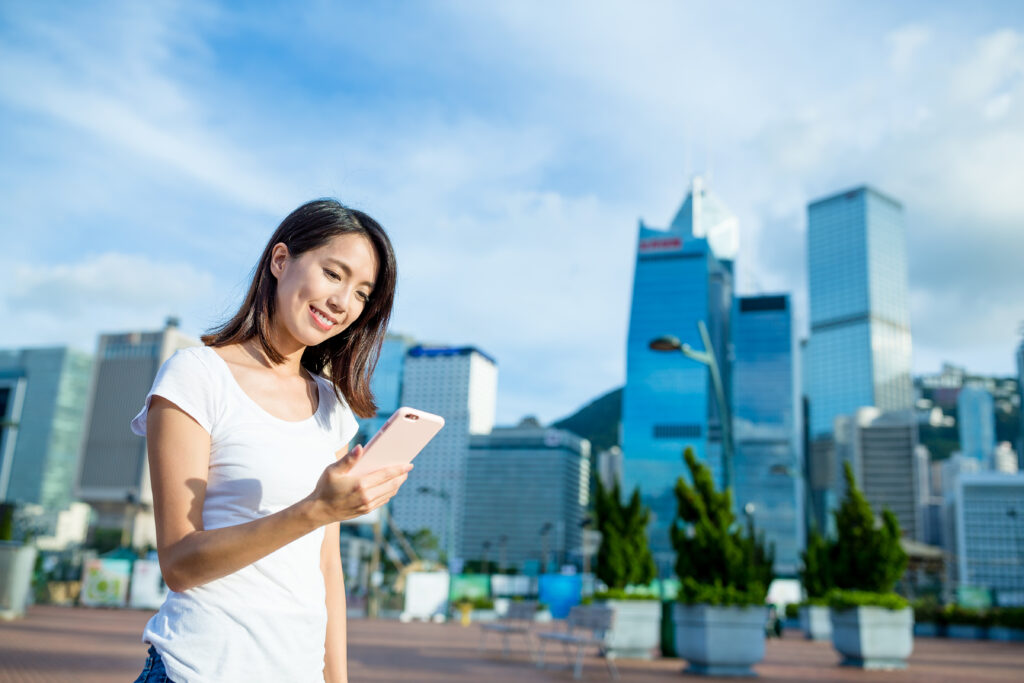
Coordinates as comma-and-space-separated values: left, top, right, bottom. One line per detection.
389, 345, 497, 563
622, 176, 736, 567
833, 407, 924, 541
354, 333, 416, 443
957, 384, 996, 466
1016, 334, 1024, 459
805, 186, 913, 439
0, 347, 93, 533
75, 318, 199, 548
731, 295, 803, 575
463, 420, 589, 572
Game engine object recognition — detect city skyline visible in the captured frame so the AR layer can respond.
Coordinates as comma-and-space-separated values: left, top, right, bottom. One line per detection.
2, 2, 1023, 424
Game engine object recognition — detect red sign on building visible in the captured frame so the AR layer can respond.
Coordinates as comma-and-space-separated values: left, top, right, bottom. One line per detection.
638, 236, 683, 253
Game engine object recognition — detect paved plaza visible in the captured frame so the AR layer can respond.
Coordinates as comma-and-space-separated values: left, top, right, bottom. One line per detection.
2, 605, 1023, 682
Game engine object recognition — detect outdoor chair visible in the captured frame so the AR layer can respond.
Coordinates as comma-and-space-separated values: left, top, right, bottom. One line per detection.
536, 604, 620, 680
478, 599, 538, 659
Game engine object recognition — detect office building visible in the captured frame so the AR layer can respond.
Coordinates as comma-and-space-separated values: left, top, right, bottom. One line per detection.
958, 384, 996, 466
833, 407, 923, 540
354, 333, 416, 444
622, 176, 735, 568
805, 186, 914, 439
731, 294, 803, 575
463, 420, 589, 572
389, 345, 497, 562
1017, 333, 1024, 459
0, 347, 93, 534
75, 319, 199, 548
946, 472, 1024, 606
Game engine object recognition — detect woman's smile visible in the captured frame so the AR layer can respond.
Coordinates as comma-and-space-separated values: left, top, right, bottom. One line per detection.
309, 305, 337, 331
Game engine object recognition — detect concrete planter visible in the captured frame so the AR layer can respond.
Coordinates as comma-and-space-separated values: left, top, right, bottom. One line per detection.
471, 609, 499, 622
672, 603, 767, 677
946, 624, 986, 640
0, 543, 38, 620
602, 599, 661, 659
799, 605, 832, 641
913, 622, 944, 638
989, 626, 1024, 642
830, 606, 913, 670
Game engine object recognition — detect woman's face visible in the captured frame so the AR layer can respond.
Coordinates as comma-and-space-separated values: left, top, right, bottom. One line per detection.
269, 232, 379, 350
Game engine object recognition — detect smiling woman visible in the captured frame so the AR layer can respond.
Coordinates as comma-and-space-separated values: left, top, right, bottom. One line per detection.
128, 199, 408, 683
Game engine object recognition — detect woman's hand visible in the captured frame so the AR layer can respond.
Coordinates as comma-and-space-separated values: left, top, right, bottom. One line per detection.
304, 445, 413, 526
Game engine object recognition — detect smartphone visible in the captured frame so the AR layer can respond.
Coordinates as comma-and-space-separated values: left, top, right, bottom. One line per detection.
346, 406, 445, 478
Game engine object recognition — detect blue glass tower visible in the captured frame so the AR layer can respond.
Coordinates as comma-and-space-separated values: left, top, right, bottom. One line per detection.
957, 385, 995, 466
731, 295, 803, 576
355, 333, 415, 443
806, 187, 913, 439
622, 177, 736, 568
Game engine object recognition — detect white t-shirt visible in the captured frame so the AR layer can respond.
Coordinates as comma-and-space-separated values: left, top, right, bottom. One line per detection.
130, 345, 359, 683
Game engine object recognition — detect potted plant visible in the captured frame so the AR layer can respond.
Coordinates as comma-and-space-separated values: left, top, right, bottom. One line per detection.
798, 528, 832, 640
591, 476, 660, 659
912, 598, 946, 638
944, 604, 989, 640
828, 463, 913, 670
670, 448, 775, 677
989, 608, 1024, 642
0, 503, 39, 621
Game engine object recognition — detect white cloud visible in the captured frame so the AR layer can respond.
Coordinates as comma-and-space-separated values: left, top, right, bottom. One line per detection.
1, 253, 218, 351
887, 25, 932, 72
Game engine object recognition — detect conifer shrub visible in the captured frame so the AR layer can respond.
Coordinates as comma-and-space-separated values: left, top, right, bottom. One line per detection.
671, 448, 774, 607
593, 476, 657, 595
825, 462, 909, 611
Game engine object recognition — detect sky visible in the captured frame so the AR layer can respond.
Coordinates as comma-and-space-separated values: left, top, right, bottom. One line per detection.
1, 1, 1023, 425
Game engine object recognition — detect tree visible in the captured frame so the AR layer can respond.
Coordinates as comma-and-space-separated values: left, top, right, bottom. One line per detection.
830, 462, 907, 594
799, 527, 832, 600
593, 476, 656, 589
670, 448, 774, 604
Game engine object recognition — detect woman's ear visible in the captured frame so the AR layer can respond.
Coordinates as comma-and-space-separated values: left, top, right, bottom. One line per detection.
269, 242, 290, 279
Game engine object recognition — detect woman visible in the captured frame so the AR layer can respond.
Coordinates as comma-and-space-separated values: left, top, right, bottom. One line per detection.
130, 199, 411, 682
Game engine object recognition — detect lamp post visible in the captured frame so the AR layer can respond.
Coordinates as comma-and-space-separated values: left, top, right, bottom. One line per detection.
417, 486, 454, 570
481, 540, 492, 575
498, 534, 508, 574
539, 522, 553, 574
649, 320, 734, 494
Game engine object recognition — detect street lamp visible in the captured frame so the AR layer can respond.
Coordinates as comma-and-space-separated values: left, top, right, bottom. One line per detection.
417, 486, 454, 570
539, 522, 553, 574
649, 319, 734, 493
481, 540, 492, 575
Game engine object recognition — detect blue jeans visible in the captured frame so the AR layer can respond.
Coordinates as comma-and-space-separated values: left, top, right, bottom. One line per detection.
133, 645, 176, 683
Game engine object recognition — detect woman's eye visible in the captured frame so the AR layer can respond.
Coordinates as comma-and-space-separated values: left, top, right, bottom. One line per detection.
323, 268, 340, 281
357, 292, 370, 303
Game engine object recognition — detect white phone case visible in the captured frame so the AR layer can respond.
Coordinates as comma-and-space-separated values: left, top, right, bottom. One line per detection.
346, 406, 445, 477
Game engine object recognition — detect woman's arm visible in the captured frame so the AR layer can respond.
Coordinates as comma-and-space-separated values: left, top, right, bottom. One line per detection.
322, 519, 347, 683
148, 397, 410, 592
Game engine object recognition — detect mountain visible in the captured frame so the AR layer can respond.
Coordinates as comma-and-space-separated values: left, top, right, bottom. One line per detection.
550, 387, 622, 454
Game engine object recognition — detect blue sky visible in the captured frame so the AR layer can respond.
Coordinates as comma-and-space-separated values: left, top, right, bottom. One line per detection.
2, 1, 1023, 424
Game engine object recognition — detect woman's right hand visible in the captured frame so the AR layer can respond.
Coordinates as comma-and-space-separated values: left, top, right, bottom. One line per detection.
305, 445, 413, 526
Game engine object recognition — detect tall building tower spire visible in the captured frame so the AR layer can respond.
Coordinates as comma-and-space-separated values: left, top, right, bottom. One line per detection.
668, 175, 740, 261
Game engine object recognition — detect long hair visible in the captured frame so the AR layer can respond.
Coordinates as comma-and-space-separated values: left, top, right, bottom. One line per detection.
202, 199, 397, 418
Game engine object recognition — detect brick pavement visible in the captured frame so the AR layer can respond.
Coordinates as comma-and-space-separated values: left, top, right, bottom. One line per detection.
2, 605, 1023, 682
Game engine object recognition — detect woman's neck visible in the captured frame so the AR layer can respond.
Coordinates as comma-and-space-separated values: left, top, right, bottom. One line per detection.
243, 331, 306, 377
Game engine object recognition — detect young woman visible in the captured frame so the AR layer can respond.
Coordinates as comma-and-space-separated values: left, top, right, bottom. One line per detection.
130, 199, 411, 683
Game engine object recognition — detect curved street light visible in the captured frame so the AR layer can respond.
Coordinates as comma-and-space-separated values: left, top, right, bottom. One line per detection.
649, 320, 734, 493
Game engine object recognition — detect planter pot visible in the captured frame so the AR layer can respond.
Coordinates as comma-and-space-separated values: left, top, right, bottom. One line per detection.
989, 626, 1024, 642
471, 609, 498, 622
946, 624, 986, 640
602, 599, 661, 659
0, 543, 38, 621
672, 603, 767, 677
800, 605, 832, 641
830, 606, 913, 670
913, 622, 944, 638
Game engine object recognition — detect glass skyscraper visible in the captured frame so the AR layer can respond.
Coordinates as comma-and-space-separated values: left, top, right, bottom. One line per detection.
622, 177, 735, 567
957, 384, 996, 466
731, 295, 803, 575
805, 186, 913, 439
0, 347, 93, 524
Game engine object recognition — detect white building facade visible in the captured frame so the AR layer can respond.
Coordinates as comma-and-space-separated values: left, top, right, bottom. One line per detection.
388, 345, 497, 564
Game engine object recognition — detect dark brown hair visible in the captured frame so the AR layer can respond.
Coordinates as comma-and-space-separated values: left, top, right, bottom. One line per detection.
202, 199, 397, 418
